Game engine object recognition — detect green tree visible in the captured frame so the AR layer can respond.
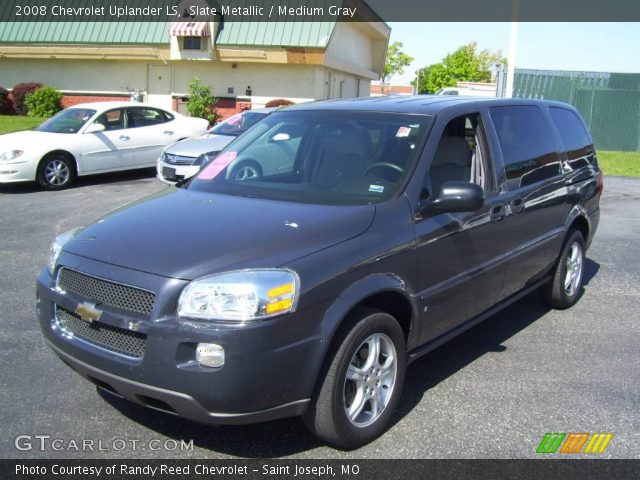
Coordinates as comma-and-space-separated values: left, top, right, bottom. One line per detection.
415, 42, 505, 94
381, 41, 414, 90
186, 77, 219, 125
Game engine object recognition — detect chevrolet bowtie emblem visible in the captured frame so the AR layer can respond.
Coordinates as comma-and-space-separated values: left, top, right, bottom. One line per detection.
74, 302, 102, 323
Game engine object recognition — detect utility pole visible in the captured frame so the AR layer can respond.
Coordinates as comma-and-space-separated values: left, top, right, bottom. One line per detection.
505, 0, 519, 98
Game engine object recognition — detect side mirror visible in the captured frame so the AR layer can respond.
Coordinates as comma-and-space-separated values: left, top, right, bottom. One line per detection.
420, 181, 485, 215
84, 123, 105, 134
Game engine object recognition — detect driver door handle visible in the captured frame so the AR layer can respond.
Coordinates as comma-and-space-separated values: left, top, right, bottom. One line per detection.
511, 198, 525, 214
164, 130, 174, 135
490, 205, 506, 223
119, 135, 130, 141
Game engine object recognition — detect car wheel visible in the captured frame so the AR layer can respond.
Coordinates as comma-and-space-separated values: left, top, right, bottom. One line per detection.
230, 160, 262, 181
542, 229, 586, 309
37, 154, 76, 190
304, 308, 406, 449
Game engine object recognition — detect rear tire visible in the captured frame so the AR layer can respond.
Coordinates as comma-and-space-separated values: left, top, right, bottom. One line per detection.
542, 230, 585, 309
303, 308, 406, 449
37, 153, 76, 190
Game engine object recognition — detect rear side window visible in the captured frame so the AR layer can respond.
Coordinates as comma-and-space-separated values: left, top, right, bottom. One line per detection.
490, 106, 560, 190
549, 107, 595, 169
129, 107, 168, 128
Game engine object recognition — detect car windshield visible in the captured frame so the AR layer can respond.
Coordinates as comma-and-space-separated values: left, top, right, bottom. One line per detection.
208, 111, 269, 137
35, 108, 97, 134
187, 110, 432, 205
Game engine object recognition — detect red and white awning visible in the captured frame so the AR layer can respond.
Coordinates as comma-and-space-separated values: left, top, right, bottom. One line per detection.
169, 22, 211, 37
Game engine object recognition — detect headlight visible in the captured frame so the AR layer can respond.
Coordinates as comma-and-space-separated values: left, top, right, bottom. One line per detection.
0, 150, 24, 163
194, 151, 218, 166
177, 269, 300, 323
47, 227, 82, 275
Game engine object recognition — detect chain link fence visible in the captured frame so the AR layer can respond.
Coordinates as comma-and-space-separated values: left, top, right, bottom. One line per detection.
512, 68, 640, 152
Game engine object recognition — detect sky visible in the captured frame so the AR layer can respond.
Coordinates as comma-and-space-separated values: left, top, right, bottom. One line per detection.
385, 22, 640, 85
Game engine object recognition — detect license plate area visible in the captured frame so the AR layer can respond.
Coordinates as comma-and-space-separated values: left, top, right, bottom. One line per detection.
162, 167, 177, 180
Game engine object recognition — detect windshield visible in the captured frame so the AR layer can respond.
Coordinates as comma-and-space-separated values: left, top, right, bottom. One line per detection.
35, 108, 97, 134
208, 111, 269, 137
187, 110, 432, 205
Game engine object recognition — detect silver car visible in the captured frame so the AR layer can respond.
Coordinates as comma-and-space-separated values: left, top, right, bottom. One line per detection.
157, 107, 276, 184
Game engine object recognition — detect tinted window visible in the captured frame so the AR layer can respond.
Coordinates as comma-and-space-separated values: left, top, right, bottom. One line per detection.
549, 107, 595, 169
129, 107, 168, 128
187, 111, 432, 206
490, 106, 560, 189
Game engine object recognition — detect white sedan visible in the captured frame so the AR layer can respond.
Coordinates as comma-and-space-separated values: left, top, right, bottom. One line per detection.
0, 102, 209, 190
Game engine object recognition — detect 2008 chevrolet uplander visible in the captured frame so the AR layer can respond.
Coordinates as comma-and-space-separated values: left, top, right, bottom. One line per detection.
37, 97, 602, 448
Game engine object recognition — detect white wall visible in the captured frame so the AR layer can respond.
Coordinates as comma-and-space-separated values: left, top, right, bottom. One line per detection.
172, 61, 318, 100
0, 58, 369, 108
0, 58, 147, 93
325, 23, 373, 73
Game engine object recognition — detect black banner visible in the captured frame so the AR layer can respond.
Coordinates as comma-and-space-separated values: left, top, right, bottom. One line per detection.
1, 0, 640, 22
3, 459, 640, 480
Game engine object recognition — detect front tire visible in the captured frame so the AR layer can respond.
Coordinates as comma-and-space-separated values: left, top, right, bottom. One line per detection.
37, 153, 75, 190
230, 160, 262, 181
542, 230, 586, 309
304, 308, 406, 449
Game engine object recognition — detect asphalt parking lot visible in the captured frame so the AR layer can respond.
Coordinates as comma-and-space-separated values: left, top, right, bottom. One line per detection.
1, 171, 638, 459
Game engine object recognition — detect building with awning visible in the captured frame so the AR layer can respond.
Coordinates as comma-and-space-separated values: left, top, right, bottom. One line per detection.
0, 3, 390, 118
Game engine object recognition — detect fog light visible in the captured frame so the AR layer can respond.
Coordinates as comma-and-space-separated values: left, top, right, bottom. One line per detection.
0, 170, 18, 175
196, 343, 225, 368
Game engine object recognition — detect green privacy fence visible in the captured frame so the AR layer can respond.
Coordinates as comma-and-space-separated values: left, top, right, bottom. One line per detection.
513, 69, 640, 152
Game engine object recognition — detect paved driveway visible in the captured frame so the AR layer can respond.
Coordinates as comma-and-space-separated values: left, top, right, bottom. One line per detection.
1, 172, 638, 458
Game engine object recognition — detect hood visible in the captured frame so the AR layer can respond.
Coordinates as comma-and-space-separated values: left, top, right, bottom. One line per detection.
64, 188, 375, 280
164, 134, 235, 157
0, 130, 65, 149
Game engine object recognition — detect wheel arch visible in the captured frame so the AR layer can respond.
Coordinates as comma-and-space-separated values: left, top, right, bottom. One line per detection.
569, 215, 589, 242
564, 206, 591, 244
307, 274, 419, 399
37, 150, 78, 178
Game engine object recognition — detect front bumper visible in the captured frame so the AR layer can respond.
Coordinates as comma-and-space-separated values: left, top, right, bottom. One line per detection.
37, 253, 328, 425
156, 159, 200, 185
0, 159, 37, 183
47, 341, 309, 425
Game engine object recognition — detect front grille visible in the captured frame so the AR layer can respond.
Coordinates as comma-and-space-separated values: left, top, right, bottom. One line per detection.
57, 268, 155, 316
164, 153, 196, 165
56, 307, 146, 358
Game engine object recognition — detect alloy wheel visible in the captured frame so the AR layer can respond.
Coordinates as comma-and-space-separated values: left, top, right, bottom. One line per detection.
564, 241, 583, 296
44, 159, 70, 186
343, 333, 397, 428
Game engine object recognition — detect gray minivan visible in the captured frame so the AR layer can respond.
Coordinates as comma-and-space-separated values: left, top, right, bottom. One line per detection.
38, 96, 602, 448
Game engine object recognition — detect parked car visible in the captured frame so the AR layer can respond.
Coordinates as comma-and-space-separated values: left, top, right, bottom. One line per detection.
0, 102, 208, 190
157, 108, 277, 184
37, 97, 602, 448
436, 86, 496, 97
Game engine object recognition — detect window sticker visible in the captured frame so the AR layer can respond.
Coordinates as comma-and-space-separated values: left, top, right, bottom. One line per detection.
197, 151, 237, 180
396, 126, 411, 138
369, 184, 385, 193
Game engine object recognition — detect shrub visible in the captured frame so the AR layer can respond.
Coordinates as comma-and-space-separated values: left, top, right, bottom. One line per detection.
265, 98, 294, 108
25, 85, 62, 117
12, 82, 43, 115
186, 77, 219, 125
0, 87, 13, 114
